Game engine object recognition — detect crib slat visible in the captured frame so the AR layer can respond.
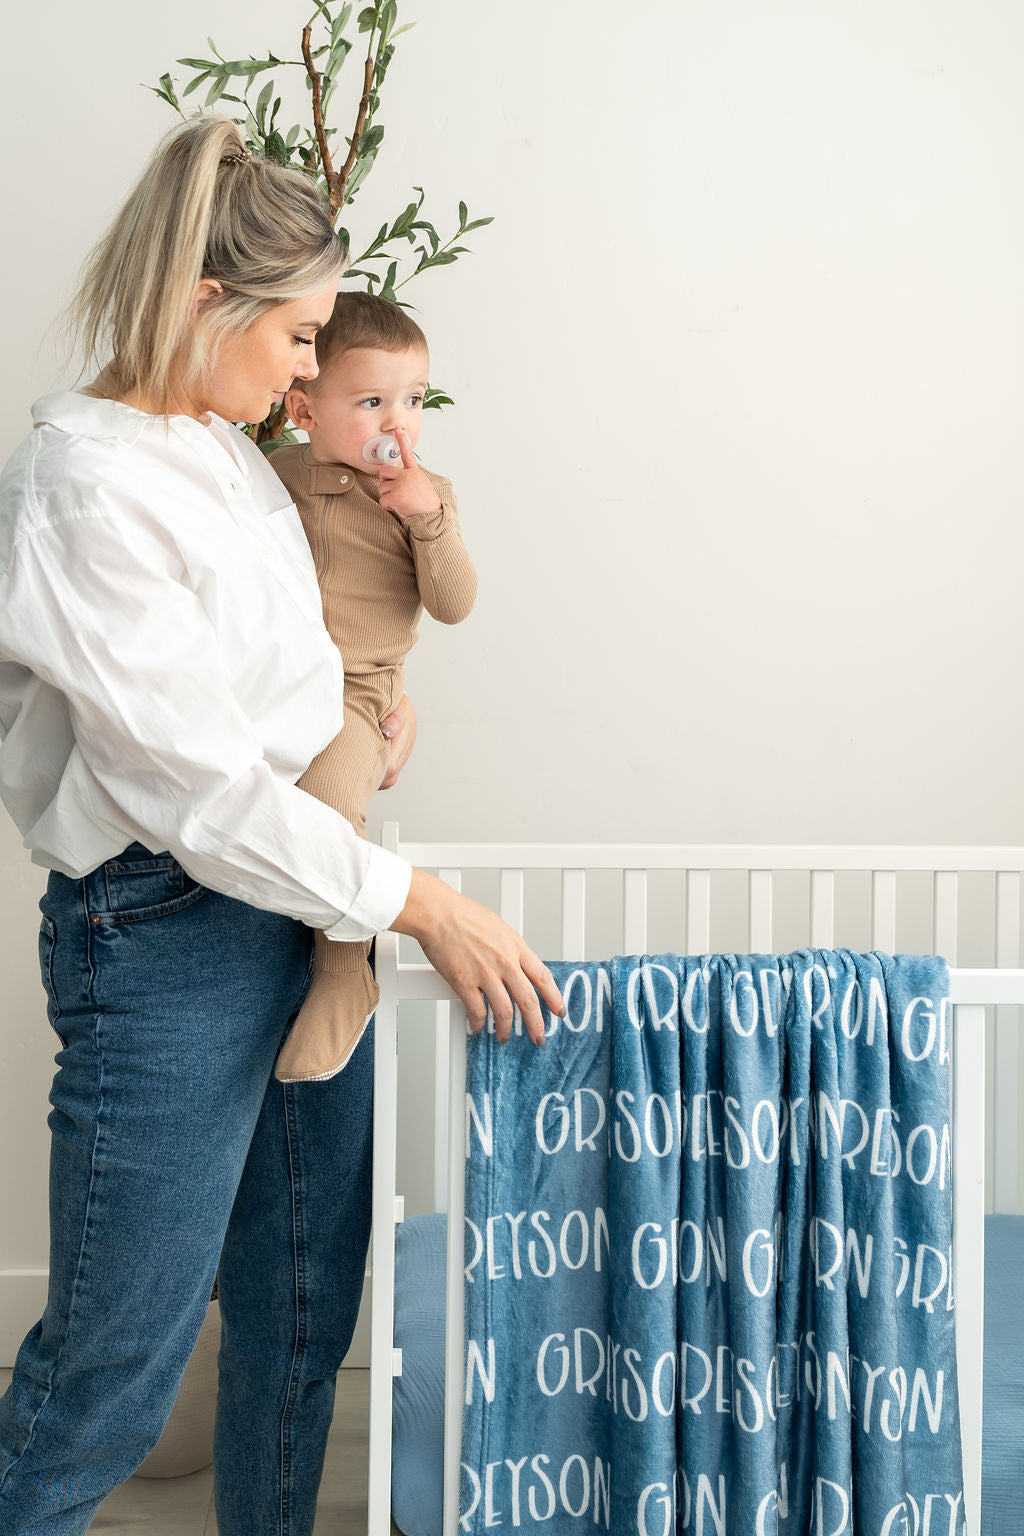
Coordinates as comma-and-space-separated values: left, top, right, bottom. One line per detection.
432, 871, 462, 1216
933, 871, 959, 961
748, 870, 773, 952
623, 870, 648, 953
810, 870, 835, 947
993, 872, 1020, 1214
561, 869, 586, 960
871, 871, 897, 951
500, 868, 525, 930
367, 926, 401, 1536
953, 1003, 986, 1536
687, 869, 710, 952
444, 1006, 468, 1536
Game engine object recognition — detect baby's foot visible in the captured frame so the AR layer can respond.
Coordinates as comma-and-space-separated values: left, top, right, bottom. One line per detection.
274, 964, 379, 1083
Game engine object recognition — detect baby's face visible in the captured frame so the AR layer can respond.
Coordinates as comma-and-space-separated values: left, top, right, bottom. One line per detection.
300, 344, 429, 467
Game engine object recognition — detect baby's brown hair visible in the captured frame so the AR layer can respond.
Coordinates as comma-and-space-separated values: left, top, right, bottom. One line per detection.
306, 290, 428, 386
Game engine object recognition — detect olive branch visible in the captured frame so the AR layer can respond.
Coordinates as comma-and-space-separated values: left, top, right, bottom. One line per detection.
149, 1, 491, 443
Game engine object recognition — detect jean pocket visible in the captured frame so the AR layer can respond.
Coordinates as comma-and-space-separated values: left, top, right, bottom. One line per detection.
38, 915, 66, 1044
100, 855, 210, 925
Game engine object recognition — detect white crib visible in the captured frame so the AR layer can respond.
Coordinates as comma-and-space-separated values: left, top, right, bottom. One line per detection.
367, 827, 1024, 1536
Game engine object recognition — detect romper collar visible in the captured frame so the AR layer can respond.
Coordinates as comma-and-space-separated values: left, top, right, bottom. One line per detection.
296, 445, 365, 498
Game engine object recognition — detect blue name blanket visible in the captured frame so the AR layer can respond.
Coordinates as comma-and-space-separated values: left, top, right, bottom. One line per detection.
461, 952, 964, 1535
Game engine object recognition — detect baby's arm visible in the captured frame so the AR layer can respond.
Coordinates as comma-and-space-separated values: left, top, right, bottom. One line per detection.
378, 426, 478, 625
404, 481, 477, 624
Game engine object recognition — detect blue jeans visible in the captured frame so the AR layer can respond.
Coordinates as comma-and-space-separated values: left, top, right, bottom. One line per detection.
0, 845, 373, 1534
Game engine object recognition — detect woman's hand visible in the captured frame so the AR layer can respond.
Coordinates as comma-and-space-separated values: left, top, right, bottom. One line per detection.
379, 695, 417, 789
391, 868, 566, 1044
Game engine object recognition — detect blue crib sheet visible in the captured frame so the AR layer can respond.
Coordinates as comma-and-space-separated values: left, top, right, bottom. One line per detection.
982, 1213, 1024, 1533
391, 1213, 447, 1536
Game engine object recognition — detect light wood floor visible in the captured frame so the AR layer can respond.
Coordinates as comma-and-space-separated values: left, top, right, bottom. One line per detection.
0, 1367, 398, 1534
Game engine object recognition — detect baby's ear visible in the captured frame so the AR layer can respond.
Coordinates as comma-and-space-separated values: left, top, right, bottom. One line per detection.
285, 386, 315, 431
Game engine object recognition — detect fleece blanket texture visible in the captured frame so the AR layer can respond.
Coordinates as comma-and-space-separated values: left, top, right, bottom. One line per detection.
461, 951, 964, 1535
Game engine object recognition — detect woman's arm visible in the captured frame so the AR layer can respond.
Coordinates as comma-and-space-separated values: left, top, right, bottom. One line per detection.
392, 868, 563, 1044
373, 698, 563, 1037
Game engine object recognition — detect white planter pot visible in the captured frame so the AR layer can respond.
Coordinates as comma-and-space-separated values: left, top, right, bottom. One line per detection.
134, 1298, 221, 1479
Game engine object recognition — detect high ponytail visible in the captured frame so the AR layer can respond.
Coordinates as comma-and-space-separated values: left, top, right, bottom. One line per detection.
70, 117, 346, 410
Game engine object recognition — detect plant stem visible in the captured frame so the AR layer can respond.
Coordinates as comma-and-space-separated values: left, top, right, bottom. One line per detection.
332, 52, 374, 214
254, 400, 289, 446
301, 24, 336, 190
394, 230, 463, 292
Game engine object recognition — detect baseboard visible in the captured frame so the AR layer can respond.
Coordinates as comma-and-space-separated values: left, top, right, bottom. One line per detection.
2, 1268, 373, 1372
0, 1271, 47, 1366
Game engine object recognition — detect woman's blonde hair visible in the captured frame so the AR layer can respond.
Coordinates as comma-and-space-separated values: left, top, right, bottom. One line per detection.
71, 116, 346, 410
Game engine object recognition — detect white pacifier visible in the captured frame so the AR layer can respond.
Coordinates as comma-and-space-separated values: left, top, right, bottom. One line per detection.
363, 434, 402, 466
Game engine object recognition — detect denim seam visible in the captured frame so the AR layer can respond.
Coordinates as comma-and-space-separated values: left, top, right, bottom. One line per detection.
279, 1084, 308, 1536
93, 885, 210, 927
0, 879, 107, 1506
39, 916, 64, 1039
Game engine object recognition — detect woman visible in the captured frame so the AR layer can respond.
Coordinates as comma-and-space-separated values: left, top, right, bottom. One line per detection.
0, 116, 561, 1533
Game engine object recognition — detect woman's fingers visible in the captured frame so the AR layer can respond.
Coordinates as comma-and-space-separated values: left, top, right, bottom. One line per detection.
393, 871, 566, 1045
378, 695, 417, 788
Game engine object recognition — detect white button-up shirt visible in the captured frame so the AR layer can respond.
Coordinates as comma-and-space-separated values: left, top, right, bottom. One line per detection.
0, 393, 411, 941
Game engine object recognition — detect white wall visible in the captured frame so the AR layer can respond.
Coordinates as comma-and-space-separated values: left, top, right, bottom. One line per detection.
3, 0, 1024, 1355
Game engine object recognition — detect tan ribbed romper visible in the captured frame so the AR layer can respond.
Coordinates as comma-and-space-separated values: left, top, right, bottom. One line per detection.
270, 444, 477, 1080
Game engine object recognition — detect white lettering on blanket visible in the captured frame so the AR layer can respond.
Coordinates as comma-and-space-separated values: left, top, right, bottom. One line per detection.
635, 1470, 728, 1536
522, 1088, 949, 1188
635, 1467, 881, 1536
459, 1452, 611, 1530
633, 1472, 964, 1536
880, 1492, 964, 1536
466, 1210, 952, 1310
526, 963, 950, 1064
464, 1209, 610, 1283
529, 1329, 947, 1436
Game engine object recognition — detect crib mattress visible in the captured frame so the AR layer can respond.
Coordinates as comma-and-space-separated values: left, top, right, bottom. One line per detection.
982, 1213, 1024, 1533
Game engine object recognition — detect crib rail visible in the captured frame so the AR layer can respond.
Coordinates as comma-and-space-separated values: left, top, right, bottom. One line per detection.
368, 828, 1024, 1536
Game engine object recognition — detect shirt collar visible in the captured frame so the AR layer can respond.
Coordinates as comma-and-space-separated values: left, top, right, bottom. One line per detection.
297, 444, 362, 498
32, 392, 214, 447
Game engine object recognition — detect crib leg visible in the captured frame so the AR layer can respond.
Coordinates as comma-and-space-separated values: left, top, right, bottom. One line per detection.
368, 930, 401, 1536
953, 1003, 985, 1535
443, 1010, 468, 1536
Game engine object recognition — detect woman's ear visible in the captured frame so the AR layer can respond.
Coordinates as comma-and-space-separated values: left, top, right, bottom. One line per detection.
285, 387, 316, 431
192, 278, 224, 319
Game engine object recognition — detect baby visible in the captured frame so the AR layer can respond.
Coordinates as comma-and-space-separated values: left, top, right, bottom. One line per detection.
271, 291, 477, 1082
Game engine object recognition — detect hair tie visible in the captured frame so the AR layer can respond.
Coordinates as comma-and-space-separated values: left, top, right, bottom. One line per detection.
220, 149, 253, 166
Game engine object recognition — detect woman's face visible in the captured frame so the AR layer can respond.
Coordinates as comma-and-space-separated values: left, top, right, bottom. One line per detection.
195, 281, 339, 423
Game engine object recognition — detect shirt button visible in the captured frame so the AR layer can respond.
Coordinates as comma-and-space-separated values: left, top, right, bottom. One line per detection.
259, 543, 273, 560
339, 475, 349, 485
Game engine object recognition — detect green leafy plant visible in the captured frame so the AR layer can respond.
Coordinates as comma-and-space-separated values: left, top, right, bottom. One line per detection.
150, 1, 491, 446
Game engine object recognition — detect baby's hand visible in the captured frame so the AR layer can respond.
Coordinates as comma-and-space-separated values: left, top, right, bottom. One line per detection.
376, 427, 442, 518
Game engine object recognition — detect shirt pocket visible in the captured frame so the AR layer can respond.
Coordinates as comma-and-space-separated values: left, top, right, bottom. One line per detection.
259, 504, 326, 626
